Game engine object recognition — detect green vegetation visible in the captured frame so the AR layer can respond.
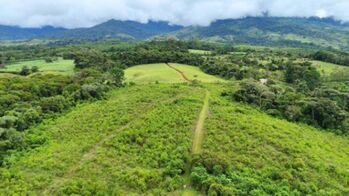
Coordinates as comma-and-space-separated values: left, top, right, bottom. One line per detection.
170, 17, 349, 51
190, 84, 349, 195
1, 39, 349, 195
189, 49, 211, 55
169, 63, 226, 83
0, 58, 74, 75
0, 84, 206, 195
125, 63, 184, 84
125, 63, 225, 84
0, 49, 124, 163
1, 82, 349, 195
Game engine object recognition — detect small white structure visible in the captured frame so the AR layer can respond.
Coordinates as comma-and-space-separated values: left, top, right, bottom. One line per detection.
260, 78, 268, 85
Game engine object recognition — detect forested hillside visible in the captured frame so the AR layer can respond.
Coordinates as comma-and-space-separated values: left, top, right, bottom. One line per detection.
2, 17, 349, 52
167, 17, 349, 51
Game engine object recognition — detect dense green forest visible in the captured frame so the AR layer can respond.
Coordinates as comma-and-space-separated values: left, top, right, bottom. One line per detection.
1, 39, 349, 195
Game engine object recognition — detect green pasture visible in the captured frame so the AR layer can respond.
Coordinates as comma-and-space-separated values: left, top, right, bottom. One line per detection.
125, 63, 225, 84
0, 58, 75, 75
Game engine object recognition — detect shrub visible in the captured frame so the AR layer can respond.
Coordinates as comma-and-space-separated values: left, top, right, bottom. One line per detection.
19, 66, 31, 76
40, 95, 69, 113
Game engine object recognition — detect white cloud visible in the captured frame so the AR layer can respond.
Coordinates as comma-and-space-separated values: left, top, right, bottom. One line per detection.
0, 0, 348, 28
316, 9, 328, 18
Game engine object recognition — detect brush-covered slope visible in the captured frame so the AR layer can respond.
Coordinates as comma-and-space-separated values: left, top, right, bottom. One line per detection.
169, 17, 349, 51
46, 20, 182, 40
0, 85, 206, 195
0, 83, 348, 195
191, 84, 349, 195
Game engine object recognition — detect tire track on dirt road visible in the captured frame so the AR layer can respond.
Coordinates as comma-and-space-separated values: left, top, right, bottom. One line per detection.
166, 63, 191, 82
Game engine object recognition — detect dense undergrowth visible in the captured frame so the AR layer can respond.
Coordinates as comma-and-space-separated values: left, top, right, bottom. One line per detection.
0, 84, 206, 195
190, 84, 349, 195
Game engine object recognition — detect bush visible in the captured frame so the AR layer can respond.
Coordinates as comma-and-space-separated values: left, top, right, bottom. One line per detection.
79, 84, 106, 100
19, 66, 31, 76
40, 95, 69, 113
31, 66, 39, 73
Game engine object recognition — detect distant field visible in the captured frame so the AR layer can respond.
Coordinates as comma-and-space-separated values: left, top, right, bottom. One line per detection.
125, 63, 184, 83
0, 58, 75, 75
125, 63, 225, 84
169, 63, 226, 83
311, 60, 349, 77
188, 49, 212, 55
0, 73, 18, 78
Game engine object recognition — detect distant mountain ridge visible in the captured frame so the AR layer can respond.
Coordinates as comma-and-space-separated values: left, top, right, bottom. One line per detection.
1, 17, 349, 50
43, 20, 183, 40
166, 17, 349, 50
0, 25, 66, 40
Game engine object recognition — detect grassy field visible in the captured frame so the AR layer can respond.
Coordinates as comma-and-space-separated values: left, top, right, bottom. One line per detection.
169, 63, 226, 83
311, 60, 349, 76
125, 63, 184, 84
0, 58, 75, 75
0, 73, 18, 78
125, 63, 225, 84
188, 49, 212, 55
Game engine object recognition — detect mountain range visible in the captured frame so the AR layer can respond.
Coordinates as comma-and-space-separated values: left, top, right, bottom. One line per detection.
0, 25, 66, 40
1, 17, 349, 50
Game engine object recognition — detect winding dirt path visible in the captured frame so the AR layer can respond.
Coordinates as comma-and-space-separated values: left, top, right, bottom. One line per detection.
166, 63, 191, 82
166, 62, 210, 154
191, 90, 210, 154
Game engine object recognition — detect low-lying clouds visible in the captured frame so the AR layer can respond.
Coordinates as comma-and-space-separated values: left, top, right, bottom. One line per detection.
0, 0, 348, 28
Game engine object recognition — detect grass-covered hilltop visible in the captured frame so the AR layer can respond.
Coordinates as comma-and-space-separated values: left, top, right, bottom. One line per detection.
1, 39, 349, 195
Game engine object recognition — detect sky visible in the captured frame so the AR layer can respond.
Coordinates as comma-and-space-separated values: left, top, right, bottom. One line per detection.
0, 0, 348, 28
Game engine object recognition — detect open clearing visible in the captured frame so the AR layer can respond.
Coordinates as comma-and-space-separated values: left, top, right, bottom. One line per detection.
0, 58, 75, 75
311, 60, 349, 76
169, 63, 226, 83
125, 63, 184, 84
188, 49, 212, 55
125, 63, 225, 84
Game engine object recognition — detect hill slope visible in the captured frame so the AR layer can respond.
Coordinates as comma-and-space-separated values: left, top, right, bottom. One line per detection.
168, 17, 349, 51
1, 83, 348, 195
1, 64, 348, 195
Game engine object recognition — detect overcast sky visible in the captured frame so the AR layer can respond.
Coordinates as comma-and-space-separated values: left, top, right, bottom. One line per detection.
0, 0, 348, 28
